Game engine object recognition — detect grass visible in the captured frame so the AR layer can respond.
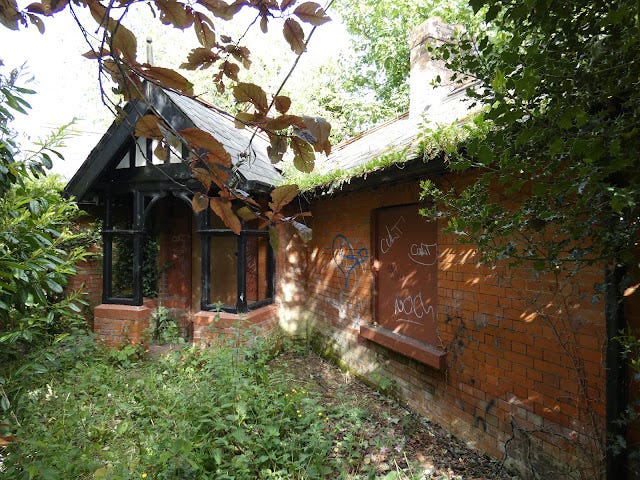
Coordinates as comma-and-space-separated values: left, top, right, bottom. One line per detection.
0, 333, 425, 480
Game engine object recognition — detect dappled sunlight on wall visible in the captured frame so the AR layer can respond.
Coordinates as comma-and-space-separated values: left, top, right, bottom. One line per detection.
291, 176, 608, 479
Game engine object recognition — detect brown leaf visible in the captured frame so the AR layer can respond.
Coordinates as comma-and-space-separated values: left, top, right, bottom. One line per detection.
232, 82, 268, 114
293, 1, 330, 25
81, 48, 111, 59
264, 114, 303, 131
111, 23, 138, 64
154, 141, 168, 161
192, 167, 213, 190
267, 134, 287, 164
213, 71, 225, 93
236, 205, 258, 221
102, 58, 144, 100
303, 115, 331, 155
180, 47, 220, 70
179, 128, 231, 166
192, 192, 210, 212
221, 60, 240, 81
283, 18, 305, 54
259, 13, 268, 33
280, 0, 296, 11
269, 184, 299, 213
142, 66, 194, 95
234, 111, 265, 129
225, 45, 251, 68
87, 0, 109, 28
154, 0, 194, 28
87, 0, 137, 63
0, 435, 22, 446
38, 0, 67, 15
26, 2, 45, 14
193, 12, 216, 48
210, 163, 230, 188
26, 12, 44, 32
135, 115, 163, 139
273, 95, 291, 114
210, 197, 241, 234
291, 136, 314, 173
197, 0, 245, 20
0, 0, 21, 29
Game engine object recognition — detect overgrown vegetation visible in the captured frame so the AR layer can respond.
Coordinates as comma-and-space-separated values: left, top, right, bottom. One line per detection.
148, 304, 184, 345
330, 0, 481, 129
422, 0, 640, 270
417, 1, 640, 476
286, 149, 409, 194
112, 234, 160, 298
0, 66, 93, 360
0, 335, 435, 479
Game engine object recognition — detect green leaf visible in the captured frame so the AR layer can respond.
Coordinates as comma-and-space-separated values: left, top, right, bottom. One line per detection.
469, 0, 487, 13
269, 226, 279, 251
491, 70, 506, 93
477, 144, 493, 165
549, 137, 564, 156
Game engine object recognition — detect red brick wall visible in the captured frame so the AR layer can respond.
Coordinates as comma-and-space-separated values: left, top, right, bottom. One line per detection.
93, 304, 151, 346
301, 177, 607, 479
193, 304, 279, 347
65, 215, 102, 329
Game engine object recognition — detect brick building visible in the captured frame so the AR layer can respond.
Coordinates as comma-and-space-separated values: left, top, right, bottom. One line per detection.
64, 18, 638, 480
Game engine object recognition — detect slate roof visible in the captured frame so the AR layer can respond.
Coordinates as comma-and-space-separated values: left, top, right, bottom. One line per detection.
64, 86, 282, 201
161, 89, 281, 186
316, 85, 474, 175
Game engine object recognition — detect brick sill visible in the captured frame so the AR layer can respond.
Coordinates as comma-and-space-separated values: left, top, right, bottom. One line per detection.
359, 324, 446, 370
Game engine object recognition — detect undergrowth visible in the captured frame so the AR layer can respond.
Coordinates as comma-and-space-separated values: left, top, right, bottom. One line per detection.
0, 333, 416, 479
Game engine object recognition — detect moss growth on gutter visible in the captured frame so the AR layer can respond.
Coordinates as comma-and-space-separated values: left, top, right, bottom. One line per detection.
284, 148, 411, 193
282, 112, 488, 194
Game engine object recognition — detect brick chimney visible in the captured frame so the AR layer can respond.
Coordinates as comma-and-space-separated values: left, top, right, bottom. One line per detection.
409, 18, 460, 119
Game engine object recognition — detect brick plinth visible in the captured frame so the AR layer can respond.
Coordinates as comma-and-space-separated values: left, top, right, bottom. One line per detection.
93, 304, 152, 346
193, 305, 279, 346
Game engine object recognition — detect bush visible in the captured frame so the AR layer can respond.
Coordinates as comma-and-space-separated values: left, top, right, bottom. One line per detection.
0, 66, 94, 359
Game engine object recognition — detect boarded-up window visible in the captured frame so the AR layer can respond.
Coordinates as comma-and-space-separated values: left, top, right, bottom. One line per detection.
373, 204, 438, 345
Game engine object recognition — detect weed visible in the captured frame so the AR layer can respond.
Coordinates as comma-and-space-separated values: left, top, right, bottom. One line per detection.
148, 305, 184, 345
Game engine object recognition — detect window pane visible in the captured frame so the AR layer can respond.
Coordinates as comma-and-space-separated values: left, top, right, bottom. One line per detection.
209, 236, 237, 307
142, 234, 159, 298
111, 193, 133, 230
151, 140, 164, 165
246, 236, 269, 305
111, 235, 134, 298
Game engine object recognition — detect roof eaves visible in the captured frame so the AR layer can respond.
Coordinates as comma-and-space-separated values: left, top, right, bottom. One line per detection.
302, 154, 448, 200
63, 100, 147, 200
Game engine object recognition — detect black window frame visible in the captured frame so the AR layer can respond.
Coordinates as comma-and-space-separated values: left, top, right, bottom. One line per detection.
102, 190, 145, 305
199, 217, 275, 314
